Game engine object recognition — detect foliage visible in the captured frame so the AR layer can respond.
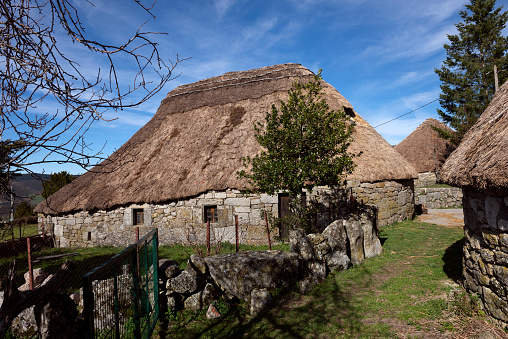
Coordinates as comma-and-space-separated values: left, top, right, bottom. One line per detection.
238, 71, 357, 228
435, 0, 508, 145
13, 201, 34, 219
0, 140, 25, 196
0, 0, 182, 193
41, 171, 76, 199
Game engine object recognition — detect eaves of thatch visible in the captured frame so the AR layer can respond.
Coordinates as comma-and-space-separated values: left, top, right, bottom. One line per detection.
394, 118, 455, 173
441, 80, 508, 190
35, 63, 416, 215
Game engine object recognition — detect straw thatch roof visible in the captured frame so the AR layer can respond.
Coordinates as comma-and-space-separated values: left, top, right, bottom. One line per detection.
35, 63, 416, 215
394, 118, 455, 173
441, 80, 508, 190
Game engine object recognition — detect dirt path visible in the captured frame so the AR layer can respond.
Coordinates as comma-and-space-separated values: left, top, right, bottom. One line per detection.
416, 208, 464, 227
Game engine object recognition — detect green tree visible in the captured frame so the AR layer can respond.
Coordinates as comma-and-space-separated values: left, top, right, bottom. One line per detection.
41, 171, 76, 200
238, 71, 357, 230
435, 0, 508, 145
13, 201, 34, 219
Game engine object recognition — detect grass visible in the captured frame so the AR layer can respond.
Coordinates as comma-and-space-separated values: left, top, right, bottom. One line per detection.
156, 220, 506, 338
0, 224, 39, 241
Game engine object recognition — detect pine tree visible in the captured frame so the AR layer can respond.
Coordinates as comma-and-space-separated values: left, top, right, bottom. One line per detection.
435, 0, 508, 145
41, 171, 76, 200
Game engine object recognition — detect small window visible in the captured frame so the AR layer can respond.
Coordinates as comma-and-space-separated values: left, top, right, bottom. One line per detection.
133, 209, 144, 225
204, 206, 218, 223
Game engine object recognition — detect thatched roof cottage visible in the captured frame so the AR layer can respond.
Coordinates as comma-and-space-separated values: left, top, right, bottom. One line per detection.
440, 80, 508, 325
36, 64, 416, 248
394, 118, 454, 186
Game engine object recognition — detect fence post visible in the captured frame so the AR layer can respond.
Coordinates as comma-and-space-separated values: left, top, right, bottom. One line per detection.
206, 221, 210, 256
41, 217, 45, 242
235, 215, 239, 252
135, 227, 139, 242
264, 211, 272, 250
27, 238, 33, 290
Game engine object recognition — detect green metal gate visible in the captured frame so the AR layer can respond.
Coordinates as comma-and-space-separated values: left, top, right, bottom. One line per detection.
83, 228, 159, 339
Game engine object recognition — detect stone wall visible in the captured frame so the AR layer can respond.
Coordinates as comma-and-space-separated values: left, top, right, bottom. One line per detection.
461, 186, 508, 325
39, 180, 414, 249
349, 179, 414, 226
415, 187, 463, 208
414, 172, 438, 187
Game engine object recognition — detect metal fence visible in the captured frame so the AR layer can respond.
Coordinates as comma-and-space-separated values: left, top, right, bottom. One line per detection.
82, 228, 159, 339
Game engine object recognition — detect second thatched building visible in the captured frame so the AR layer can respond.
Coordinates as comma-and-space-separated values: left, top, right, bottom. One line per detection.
35, 64, 417, 248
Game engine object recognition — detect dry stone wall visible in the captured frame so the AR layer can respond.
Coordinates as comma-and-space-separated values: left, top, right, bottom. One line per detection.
414, 172, 438, 187
39, 180, 414, 249
461, 186, 508, 325
415, 187, 462, 208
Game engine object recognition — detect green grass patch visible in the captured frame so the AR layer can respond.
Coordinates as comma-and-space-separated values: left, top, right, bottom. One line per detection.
0, 224, 39, 241
159, 220, 486, 338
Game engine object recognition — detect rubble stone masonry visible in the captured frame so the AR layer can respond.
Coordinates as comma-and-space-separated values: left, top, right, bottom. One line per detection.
39, 180, 414, 248
461, 186, 508, 325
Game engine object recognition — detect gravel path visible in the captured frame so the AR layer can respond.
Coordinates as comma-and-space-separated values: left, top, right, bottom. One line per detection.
416, 208, 464, 227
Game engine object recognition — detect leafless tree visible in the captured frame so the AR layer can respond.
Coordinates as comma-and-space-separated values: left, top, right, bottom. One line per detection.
0, 0, 182, 194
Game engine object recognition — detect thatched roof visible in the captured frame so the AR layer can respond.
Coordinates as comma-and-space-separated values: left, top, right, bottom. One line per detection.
35, 63, 416, 215
394, 118, 455, 173
441, 80, 508, 190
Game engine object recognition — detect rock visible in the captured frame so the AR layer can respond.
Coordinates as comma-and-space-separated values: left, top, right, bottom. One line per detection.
34, 294, 84, 339
183, 283, 219, 311
361, 218, 383, 259
201, 283, 220, 308
206, 304, 221, 319
167, 270, 205, 294
344, 219, 365, 265
290, 229, 316, 260
300, 259, 327, 294
205, 251, 300, 301
11, 306, 37, 336
189, 255, 208, 275
159, 259, 180, 279
19, 268, 49, 291
307, 233, 325, 245
322, 220, 350, 271
250, 288, 273, 317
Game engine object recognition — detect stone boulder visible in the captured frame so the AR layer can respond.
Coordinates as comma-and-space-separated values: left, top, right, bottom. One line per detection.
34, 294, 84, 339
344, 218, 365, 265
159, 259, 180, 279
322, 220, 351, 271
204, 251, 300, 301
184, 283, 220, 311
250, 288, 273, 317
166, 268, 206, 295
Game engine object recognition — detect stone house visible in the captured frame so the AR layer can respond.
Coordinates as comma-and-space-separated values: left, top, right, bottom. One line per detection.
35, 63, 417, 248
440, 80, 508, 325
395, 118, 455, 187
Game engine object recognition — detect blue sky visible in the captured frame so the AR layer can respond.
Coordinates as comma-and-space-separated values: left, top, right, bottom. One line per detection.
18, 0, 508, 174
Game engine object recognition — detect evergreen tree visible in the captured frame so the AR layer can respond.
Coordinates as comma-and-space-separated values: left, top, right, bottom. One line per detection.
435, 0, 508, 145
41, 171, 76, 200
238, 71, 357, 230
13, 201, 34, 219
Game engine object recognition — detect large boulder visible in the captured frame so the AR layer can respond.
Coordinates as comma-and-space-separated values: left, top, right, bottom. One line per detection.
321, 220, 351, 271
204, 251, 300, 301
250, 288, 273, 317
360, 215, 383, 259
344, 219, 365, 265
166, 263, 206, 295
34, 294, 84, 339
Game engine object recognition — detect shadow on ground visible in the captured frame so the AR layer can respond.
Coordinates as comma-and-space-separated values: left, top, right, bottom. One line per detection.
442, 237, 465, 284
161, 271, 370, 338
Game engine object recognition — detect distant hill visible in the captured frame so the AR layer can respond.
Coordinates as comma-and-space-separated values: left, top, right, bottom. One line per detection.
1, 173, 50, 220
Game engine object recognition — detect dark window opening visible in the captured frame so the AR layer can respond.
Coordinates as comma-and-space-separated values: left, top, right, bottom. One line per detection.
205, 206, 218, 223
133, 209, 144, 225
344, 106, 356, 117
87, 232, 92, 241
